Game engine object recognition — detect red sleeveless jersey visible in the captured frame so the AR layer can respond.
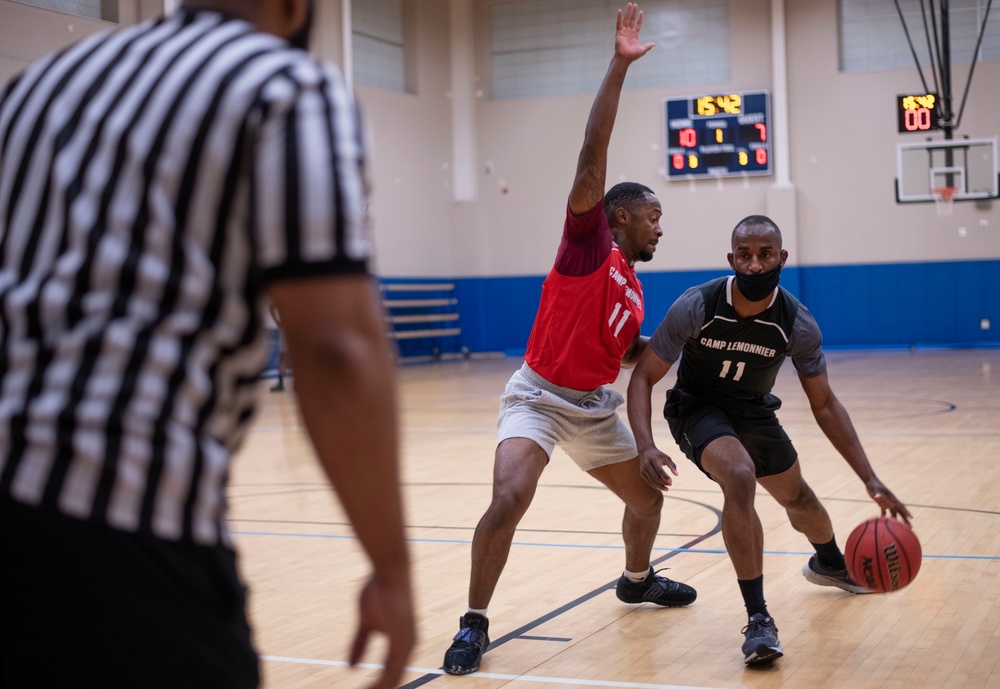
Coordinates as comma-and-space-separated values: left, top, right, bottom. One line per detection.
525, 203, 644, 390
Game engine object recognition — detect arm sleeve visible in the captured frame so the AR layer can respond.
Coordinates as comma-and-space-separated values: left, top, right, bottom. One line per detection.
648, 286, 706, 364
788, 304, 827, 378
251, 62, 371, 283
553, 200, 613, 276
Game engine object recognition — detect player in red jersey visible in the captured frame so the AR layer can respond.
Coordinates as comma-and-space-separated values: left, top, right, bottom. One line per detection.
442, 4, 696, 676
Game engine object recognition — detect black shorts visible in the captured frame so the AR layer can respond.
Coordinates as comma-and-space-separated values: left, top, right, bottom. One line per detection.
663, 388, 797, 480
0, 498, 259, 689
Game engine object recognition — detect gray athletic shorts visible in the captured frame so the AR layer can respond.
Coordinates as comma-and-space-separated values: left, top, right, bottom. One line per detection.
496, 363, 638, 471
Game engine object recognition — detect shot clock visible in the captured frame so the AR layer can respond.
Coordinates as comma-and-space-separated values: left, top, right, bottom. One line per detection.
896, 93, 941, 133
664, 91, 771, 179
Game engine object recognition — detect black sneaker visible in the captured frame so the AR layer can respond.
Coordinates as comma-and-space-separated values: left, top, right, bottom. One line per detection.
742, 613, 783, 665
443, 612, 490, 675
615, 567, 697, 607
802, 554, 871, 594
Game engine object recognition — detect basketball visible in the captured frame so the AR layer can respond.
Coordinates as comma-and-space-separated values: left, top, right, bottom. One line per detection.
844, 517, 922, 593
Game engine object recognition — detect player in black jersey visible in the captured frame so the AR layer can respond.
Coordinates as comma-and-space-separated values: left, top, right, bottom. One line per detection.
626, 215, 912, 666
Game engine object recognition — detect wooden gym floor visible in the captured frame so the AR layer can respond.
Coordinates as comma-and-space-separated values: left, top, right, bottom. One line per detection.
230, 347, 1000, 689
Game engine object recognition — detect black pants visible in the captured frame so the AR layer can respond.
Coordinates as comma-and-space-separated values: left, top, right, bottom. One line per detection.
0, 499, 259, 688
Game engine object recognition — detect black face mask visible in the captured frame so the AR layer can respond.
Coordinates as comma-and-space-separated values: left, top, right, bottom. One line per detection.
288, 1, 316, 51
735, 264, 781, 302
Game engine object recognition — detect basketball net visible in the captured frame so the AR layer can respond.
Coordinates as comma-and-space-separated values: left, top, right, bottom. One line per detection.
932, 186, 956, 216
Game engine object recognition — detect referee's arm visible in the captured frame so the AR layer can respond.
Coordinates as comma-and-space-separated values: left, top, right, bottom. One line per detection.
270, 274, 415, 687
253, 63, 415, 686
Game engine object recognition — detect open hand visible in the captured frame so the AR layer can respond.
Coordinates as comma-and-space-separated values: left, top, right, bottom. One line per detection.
616, 3, 656, 63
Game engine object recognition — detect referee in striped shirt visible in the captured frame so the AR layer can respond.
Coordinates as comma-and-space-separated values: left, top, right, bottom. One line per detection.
0, 2, 414, 687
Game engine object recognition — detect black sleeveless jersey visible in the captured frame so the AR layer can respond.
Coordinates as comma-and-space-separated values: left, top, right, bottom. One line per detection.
649, 276, 826, 417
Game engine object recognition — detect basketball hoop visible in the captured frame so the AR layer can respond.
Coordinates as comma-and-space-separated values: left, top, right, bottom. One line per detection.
932, 186, 956, 216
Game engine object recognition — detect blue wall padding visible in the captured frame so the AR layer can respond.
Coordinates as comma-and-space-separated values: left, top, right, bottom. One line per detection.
378, 259, 1000, 357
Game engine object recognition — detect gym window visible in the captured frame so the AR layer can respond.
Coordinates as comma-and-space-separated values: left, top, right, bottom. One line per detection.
489, 0, 730, 100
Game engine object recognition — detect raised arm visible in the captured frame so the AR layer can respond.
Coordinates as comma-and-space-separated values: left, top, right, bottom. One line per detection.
568, 3, 655, 215
626, 346, 677, 491
269, 275, 415, 689
799, 371, 913, 523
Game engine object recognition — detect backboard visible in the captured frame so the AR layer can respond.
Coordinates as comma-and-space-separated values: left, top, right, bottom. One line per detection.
896, 137, 999, 203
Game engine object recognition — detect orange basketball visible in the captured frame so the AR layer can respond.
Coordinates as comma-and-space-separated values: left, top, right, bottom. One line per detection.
844, 517, 922, 593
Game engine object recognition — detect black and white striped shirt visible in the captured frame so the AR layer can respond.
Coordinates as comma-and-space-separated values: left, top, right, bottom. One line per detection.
0, 9, 371, 546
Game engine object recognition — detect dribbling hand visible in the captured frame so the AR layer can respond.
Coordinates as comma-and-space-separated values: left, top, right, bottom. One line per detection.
866, 478, 913, 525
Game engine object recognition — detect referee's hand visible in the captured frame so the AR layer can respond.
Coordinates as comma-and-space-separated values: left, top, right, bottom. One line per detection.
349, 572, 416, 689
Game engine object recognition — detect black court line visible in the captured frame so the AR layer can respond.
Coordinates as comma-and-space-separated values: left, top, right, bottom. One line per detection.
518, 636, 572, 642
226, 479, 1000, 520
398, 495, 723, 689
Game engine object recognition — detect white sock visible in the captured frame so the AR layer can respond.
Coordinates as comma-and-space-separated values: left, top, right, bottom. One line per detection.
623, 568, 650, 583
467, 607, 488, 618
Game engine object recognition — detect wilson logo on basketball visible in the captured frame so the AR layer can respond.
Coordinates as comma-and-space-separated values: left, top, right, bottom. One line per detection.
861, 556, 876, 588
883, 543, 902, 590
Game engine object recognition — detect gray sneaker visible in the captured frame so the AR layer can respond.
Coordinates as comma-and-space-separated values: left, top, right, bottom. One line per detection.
802, 554, 872, 594
742, 613, 783, 665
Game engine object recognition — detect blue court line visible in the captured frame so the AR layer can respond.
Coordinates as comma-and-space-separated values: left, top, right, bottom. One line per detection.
231, 530, 1000, 561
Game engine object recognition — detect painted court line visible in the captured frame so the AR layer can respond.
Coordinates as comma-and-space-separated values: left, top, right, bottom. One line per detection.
232, 531, 1000, 561
519, 635, 572, 642
262, 655, 721, 689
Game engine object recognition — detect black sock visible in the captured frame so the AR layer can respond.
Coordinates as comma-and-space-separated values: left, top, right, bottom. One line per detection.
812, 536, 846, 570
738, 575, 768, 617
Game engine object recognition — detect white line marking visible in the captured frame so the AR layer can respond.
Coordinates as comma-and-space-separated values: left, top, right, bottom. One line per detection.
262, 655, 723, 689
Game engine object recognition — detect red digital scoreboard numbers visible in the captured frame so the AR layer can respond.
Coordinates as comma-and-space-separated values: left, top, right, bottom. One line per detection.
897, 93, 941, 133
664, 91, 771, 179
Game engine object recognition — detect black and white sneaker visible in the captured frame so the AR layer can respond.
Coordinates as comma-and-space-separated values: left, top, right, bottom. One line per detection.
742, 613, 783, 665
443, 612, 490, 675
615, 566, 697, 607
802, 554, 871, 594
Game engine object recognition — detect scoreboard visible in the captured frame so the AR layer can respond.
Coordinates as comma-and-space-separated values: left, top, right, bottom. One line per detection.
664, 91, 771, 179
